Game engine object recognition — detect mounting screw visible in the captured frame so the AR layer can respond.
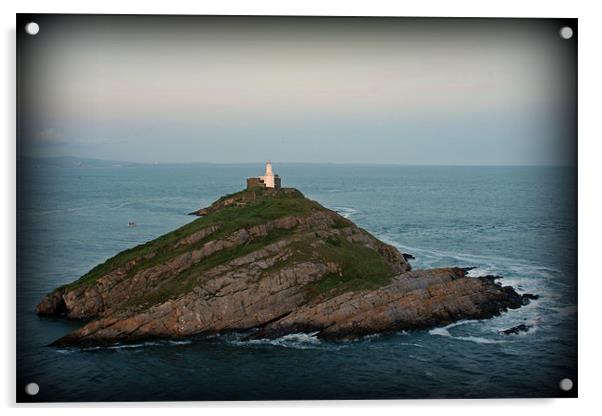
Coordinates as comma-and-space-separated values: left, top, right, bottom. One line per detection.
25, 382, 39, 396
559, 378, 573, 391
559, 26, 573, 40
25, 22, 40, 35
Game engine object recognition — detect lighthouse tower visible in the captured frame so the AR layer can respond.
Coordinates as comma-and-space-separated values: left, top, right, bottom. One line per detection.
247, 161, 281, 190
260, 161, 276, 188
265, 161, 274, 177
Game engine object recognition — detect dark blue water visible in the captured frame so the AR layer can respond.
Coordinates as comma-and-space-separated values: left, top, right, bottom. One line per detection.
17, 163, 577, 401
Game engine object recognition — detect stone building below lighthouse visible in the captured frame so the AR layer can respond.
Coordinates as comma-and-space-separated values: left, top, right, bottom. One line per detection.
247, 161, 281, 190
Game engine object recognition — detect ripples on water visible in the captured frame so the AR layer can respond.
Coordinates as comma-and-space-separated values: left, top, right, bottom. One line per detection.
17, 163, 577, 401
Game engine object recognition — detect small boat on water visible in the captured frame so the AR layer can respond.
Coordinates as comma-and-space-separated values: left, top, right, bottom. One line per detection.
127, 221, 137, 228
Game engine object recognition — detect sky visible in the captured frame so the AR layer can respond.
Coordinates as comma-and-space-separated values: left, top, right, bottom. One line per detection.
19, 15, 577, 165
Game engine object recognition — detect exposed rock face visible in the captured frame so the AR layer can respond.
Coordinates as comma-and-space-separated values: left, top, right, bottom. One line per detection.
37, 187, 535, 346
250, 268, 532, 341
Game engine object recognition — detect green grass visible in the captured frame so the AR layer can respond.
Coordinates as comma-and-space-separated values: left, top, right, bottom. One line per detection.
304, 236, 396, 299
63, 188, 324, 291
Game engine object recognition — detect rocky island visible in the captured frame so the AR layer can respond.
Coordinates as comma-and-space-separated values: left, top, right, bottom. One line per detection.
37, 183, 536, 346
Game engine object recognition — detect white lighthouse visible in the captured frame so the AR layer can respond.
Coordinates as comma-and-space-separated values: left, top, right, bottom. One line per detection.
247, 161, 282, 190
260, 161, 276, 188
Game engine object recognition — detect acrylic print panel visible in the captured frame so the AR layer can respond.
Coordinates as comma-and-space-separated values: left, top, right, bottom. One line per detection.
16, 14, 577, 402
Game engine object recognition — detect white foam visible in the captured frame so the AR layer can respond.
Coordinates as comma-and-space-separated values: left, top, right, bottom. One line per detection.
454, 336, 505, 344
105, 341, 162, 350
333, 206, 358, 219
57, 339, 192, 353
428, 327, 451, 337
466, 267, 495, 278
55, 349, 77, 354
167, 339, 193, 345
380, 238, 561, 278
428, 320, 474, 337
429, 327, 505, 344
107, 201, 134, 210
399, 342, 424, 348
230, 332, 322, 350
428, 321, 506, 344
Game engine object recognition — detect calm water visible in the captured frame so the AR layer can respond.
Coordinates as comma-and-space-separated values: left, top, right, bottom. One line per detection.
17, 162, 577, 401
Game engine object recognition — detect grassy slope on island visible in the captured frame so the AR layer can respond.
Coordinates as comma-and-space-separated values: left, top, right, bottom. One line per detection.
59, 187, 397, 309
64, 188, 323, 290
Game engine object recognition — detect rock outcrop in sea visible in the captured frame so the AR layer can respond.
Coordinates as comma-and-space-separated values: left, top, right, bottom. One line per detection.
37, 187, 536, 346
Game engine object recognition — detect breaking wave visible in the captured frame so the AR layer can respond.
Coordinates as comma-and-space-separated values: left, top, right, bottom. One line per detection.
56, 339, 193, 354
228, 332, 323, 350
428, 322, 507, 345
333, 206, 358, 219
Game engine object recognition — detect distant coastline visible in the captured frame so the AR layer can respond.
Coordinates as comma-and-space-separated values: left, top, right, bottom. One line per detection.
21, 156, 575, 169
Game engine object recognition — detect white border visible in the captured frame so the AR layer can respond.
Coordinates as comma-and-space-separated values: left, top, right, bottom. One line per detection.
3, 0, 601, 414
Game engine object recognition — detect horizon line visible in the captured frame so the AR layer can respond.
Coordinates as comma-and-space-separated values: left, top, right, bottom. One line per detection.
22, 155, 577, 168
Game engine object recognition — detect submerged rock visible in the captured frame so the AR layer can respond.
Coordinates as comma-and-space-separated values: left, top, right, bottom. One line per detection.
500, 324, 532, 335
37, 187, 535, 346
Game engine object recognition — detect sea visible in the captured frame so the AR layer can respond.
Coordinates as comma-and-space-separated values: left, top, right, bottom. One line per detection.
17, 160, 577, 401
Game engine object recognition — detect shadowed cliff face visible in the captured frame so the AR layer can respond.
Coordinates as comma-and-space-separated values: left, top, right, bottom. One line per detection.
36, 188, 534, 346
